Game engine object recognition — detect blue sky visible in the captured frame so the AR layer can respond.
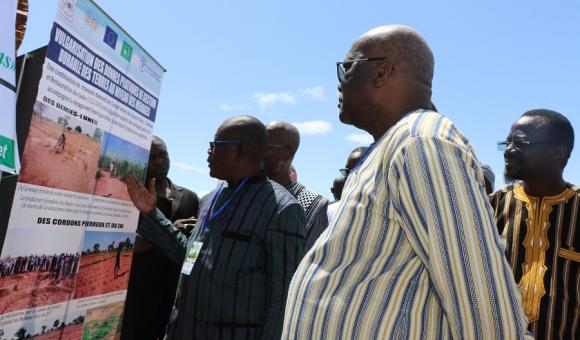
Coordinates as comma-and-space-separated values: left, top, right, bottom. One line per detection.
82, 230, 134, 251
1, 227, 83, 257
19, 0, 580, 199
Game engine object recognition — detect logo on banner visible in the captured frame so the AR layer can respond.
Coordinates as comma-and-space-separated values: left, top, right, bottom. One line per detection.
60, 0, 76, 20
85, 12, 98, 31
139, 56, 162, 81
0, 135, 15, 169
120, 41, 133, 62
104, 26, 118, 49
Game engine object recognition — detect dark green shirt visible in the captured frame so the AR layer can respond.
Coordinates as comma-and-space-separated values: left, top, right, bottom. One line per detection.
138, 175, 306, 339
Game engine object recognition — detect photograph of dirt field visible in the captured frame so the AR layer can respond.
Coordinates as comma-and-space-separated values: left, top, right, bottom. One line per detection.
33, 323, 84, 340
0, 311, 84, 340
93, 170, 130, 201
93, 132, 149, 201
0, 228, 83, 314
81, 301, 124, 340
31, 308, 85, 339
18, 102, 103, 194
73, 232, 135, 299
0, 270, 76, 315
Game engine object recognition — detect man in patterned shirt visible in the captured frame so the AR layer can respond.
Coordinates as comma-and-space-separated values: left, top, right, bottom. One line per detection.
127, 116, 306, 339
282, 25, 531, 339
264, 121, 329, 251
491, 109, 579, 339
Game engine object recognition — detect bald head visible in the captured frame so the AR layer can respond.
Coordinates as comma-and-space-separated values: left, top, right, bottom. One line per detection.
151, 135, 167, 150
266, 121, 300, 155
331, 175, 346, 201
339, 25, 434, 139
217, 115, 267, 163
356, 25, 434, 87
346, 146, 368, 170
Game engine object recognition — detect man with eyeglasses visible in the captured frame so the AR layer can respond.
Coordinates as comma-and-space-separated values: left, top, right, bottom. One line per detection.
283, 25, 531, 339
490, 109, 578, 339
327, 146, 368, 224
126, 115, 306, 339
264, 121, 329, 251
339, 146, 368, 178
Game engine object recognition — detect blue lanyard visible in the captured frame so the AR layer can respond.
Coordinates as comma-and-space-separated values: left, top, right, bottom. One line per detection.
200, 178, 249, 232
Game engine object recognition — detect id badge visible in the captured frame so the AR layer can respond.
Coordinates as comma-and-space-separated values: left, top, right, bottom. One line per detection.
181, 241, 203, 275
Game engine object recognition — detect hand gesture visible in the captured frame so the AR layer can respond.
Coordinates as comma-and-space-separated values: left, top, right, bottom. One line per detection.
174, 217, 197, 236
126, 174, 157, 214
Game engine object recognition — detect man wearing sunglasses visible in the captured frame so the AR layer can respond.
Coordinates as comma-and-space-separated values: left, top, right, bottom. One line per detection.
327, 146, 368, 224
264, 121, 329, 251
283, 25, 530, 339
490, 109, 578, 339
127, 115, 306, 339
339, 146, 368, 178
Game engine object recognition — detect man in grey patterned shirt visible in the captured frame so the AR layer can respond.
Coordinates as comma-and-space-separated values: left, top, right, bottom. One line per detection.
127, 116, 306, 339
264, 121, 329, 251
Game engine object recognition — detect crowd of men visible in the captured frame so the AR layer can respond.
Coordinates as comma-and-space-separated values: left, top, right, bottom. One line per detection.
121, 24, 578, 340
0, 253, 80, 281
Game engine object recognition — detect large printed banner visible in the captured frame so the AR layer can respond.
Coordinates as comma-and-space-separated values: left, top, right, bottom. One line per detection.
0, 0, 164, 338
0, 0, 20, 174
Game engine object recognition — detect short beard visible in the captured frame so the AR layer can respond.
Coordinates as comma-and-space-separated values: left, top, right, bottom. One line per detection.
504, 172, 520, 185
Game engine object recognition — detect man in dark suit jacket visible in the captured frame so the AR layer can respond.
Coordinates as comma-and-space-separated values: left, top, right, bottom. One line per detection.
122, 136, 199, 340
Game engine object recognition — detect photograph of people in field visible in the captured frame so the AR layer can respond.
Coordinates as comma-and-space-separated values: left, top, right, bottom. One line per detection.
73, 231, 135, 299
94, 132, 148, 201
0, 228, 83, 314
18, 101, 103, 194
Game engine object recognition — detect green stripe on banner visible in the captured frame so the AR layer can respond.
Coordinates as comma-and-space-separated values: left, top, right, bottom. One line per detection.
0, 134, 15, 169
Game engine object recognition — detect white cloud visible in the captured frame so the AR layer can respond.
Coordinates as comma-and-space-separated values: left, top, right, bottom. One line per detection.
301, 86, 325, 100
219, 104, 249, 112
346, 133, 374, 145
172, 161, 207, 174
251, 86, 325, 110
292, 120, 333, 135
253, 92, 296, 109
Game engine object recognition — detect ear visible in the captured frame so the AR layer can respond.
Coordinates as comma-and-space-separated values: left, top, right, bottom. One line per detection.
284, 146, 295, 159
233, 143, 248, 161
374, 61, 394, 87
551, 145, 567, 166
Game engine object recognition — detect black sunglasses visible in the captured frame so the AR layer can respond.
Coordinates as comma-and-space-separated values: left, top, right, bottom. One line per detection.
209, 140, 241, 150
339, 168, 352, 177
336, 57, 388, 83
496, 140, 555, 151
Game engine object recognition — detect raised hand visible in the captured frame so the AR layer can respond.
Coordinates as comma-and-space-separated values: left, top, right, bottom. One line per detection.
174, 217, 197, 236
126, 174, 157, 214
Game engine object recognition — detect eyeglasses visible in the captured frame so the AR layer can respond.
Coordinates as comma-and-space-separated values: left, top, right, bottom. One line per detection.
497, 140, 555, 151
267, 144, 286, 149
336, 57, 388, 83
339, 168, 352, 177
209, 140, 241, 150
